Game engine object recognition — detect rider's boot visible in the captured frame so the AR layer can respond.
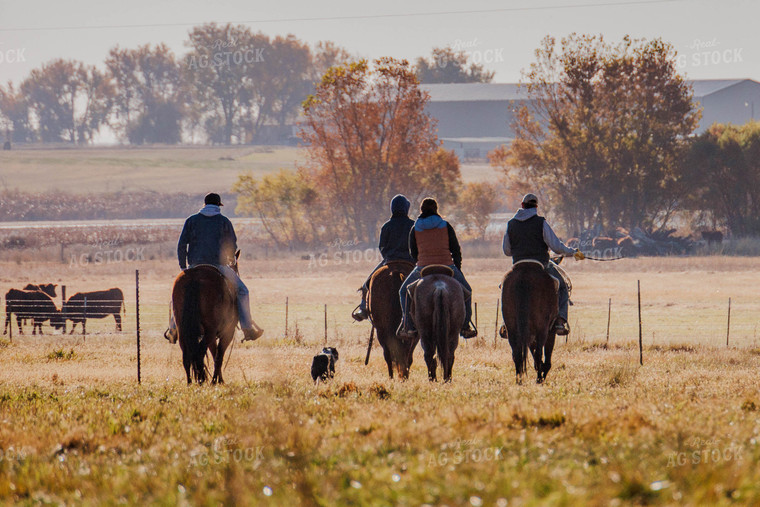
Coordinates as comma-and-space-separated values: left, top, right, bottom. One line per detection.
554, 317, 570, 336
351, 286, 369, 321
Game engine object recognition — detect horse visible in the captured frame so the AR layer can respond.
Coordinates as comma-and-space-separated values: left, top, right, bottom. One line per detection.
170, 257, 239, 384
367, 260, 417, 379
501, 260, 558, 384
408, 265, 466, 383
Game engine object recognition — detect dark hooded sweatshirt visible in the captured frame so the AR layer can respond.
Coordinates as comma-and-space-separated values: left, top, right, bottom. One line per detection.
378, 195, 415, 262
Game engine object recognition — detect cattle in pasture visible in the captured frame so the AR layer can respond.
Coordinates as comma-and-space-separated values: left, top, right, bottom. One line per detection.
617, 236, 636, 257
22, 283, 57, 298
311, 347, 339, 382
592, 236, 617, 251
3, 289, 64, 335
701, 230, 724, 245
63, 288, 125, 334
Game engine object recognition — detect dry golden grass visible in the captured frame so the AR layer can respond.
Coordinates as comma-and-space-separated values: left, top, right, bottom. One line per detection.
0, 145, 304, 194
0, 255, 759, 505
0, 145, 496, 195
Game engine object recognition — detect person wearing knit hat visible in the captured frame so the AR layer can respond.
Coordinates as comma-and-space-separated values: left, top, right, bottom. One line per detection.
502, 193, 585, 336
352, 194, 415, 321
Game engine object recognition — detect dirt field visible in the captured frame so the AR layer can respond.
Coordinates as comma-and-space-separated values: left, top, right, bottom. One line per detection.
0, 255, 759, 504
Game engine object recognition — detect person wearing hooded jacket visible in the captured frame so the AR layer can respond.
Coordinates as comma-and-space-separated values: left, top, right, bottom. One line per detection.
502, 193, 585, 336
397, 197, 478, 339
352, 194, 415, 321
166, 192, 264, 343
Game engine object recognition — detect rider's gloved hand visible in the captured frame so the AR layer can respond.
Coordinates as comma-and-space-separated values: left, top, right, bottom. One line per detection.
573, 249, 585, 261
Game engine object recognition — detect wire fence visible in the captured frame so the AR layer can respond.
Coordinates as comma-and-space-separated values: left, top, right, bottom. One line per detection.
3, 271, 760, 382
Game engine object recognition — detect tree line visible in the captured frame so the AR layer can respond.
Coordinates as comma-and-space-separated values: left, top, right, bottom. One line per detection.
0, 25, 492, 146
490, 34, 760, 238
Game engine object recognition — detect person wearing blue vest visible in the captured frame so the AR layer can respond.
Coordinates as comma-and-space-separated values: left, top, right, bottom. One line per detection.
502, 193, 585, 335
398, 197, 477, 339
352, 194, 415, 321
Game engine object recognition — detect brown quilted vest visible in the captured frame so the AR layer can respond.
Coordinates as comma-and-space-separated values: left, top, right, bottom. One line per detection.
414, 226, 453, 267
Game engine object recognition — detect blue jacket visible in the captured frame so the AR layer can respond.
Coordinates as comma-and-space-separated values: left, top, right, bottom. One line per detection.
177, 206, 237, 269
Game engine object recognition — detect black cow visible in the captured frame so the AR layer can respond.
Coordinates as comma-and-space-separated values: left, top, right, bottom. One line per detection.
311, 347, 339, 382
63, 288, 124, 334
23, 283, 57, 298
3, 289, 64, 335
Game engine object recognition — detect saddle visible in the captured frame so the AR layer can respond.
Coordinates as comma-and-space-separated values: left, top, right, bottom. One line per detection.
420, 264, 453, 277
186, 264, 237, 300
510, 259, 561, 293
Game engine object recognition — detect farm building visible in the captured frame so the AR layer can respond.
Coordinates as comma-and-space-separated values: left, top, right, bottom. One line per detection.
421, 79, 760, 159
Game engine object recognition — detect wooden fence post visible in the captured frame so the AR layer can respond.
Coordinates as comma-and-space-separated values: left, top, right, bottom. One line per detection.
606, 298, 612, 345
136, 269, 141, 384
61, 285, 67, 335
726, 297, 732, 348
638, 280, 643, 366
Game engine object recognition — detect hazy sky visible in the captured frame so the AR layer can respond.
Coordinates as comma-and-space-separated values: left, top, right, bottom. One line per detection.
0, 0, 758, 85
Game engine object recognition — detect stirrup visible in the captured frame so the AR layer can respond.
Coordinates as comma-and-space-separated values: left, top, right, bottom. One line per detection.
242, 328, 264, 342
460, 326, 478, 339
351, 304, 369, 322
554, 319, 570, 336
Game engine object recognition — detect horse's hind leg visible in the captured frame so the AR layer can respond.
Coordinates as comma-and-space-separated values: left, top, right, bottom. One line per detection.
423, 345, 437, 382
542, 332, 556, 382
530, 340, 543, 384
183, 353, 193, 384
383, 346, 394, 379
443, 351, 455, 383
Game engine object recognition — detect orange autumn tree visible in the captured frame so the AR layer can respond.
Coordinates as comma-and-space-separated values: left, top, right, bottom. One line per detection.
300, 57, 460, 243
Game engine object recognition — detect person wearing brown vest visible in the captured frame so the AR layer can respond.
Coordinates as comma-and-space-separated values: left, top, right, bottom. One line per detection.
398, 198, 477, 339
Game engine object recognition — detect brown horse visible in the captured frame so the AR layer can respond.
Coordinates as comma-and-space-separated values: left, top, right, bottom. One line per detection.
171, 265, 237, 384
367, 260, 417, 379
501, 261, 558, 384
409, 266, 466, 382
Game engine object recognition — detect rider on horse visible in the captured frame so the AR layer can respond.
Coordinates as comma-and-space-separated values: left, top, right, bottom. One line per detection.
167, 193, 264, 342
352, 194, 415, 322
502, 193, 585, 336
398, 197, 478, 339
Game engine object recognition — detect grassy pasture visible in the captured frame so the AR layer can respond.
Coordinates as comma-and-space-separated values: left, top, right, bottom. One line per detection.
0, 255, 759, 504
0, 145, 305, 194
0, 145, 499, 196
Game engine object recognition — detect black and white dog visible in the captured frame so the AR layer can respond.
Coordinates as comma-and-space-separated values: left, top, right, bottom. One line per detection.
311, 347, 339, 382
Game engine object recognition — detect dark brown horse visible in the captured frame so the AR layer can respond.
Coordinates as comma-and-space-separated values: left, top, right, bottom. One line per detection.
501, 261, 558, 384
367, 260, 417, 379
409, 266, 466, 382
171, 264, 237, 384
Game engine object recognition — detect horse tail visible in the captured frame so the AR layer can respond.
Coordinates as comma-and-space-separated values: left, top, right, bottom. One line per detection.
433, 287, 449, 369
181, 278, 206, 383
517, 279, 531, 376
